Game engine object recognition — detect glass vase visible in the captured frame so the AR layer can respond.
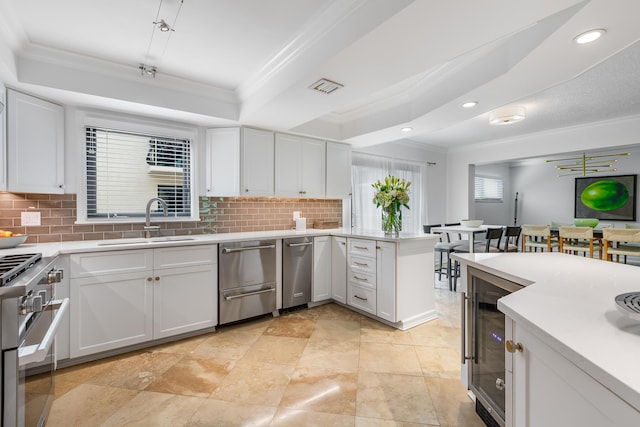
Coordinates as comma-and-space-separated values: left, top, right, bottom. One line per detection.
382, 205, 402, 235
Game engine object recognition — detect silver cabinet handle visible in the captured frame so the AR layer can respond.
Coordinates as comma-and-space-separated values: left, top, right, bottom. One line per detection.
222, 244, 275, 254
354, 245, 368, 250
354, 261, 369, 267
461, 293, 472, 364
224, 287, 275, 300
287, 242, 312, 247
354, 295, 368, 301
353, 276, 368, 282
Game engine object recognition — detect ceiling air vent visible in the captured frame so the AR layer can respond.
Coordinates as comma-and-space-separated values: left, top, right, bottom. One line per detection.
309, 78, 344, 95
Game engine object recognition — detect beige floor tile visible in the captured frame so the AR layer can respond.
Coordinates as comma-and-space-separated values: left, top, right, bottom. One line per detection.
360, 317, 414, 345
271, 408, 356, 426
356, 372, 439, 425
191, 329, 261, 361
145, 356, 235, 397
279, 366, 358, 415
309, 318, 361, 342
425, 377, 486, 427
414, 345, 461, 379
55, 356, 120, 384
188, 399, 277, 426
264, 316, 316, 338
210, 360, 294, 406
101, 391, 205, 426
240, 335, 308, 365
85, 350, 184, 390
47, 383, 138, 427
359, 342, 422, 376
313, 303, 365, 322
54, 377, 81, 398
298, 339, 360, 372
355, 417, 434, 426
409, 321, 461, 350
149, 333, 211, 355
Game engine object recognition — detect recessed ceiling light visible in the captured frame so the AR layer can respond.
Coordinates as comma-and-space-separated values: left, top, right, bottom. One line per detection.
401, 127, 413, 132
489, 107, 526, 125
574, 29, 606, 44
462, 101, 478, 108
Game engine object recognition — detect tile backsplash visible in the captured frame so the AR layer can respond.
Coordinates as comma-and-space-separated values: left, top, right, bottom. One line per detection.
0, 193, 342, 244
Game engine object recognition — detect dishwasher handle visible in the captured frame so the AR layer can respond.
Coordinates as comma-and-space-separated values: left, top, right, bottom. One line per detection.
286, 242, 312, 247
222, 244, 275, 254
224, 287, 276, 300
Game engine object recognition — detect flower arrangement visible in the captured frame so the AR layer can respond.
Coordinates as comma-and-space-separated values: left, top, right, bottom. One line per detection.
372, 175, 411, 234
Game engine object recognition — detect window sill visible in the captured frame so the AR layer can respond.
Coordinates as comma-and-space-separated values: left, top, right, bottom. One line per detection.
75, 217, 201, 225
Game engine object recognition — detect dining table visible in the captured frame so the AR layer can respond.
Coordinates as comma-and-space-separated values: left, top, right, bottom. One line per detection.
431, 224, 505, 253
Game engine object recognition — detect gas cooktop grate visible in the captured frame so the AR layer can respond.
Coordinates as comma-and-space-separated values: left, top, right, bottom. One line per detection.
615, 292, 640, 321
0, 253, 43, 286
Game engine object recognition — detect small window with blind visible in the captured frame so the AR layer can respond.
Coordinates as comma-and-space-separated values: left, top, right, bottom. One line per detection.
85, 126, 193, 220
475, 176, 504, 202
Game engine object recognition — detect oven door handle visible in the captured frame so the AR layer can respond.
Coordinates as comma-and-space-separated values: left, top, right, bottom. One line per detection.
18, 298, 69, 366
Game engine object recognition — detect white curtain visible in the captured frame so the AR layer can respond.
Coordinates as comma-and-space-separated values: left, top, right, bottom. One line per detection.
352, 152, 427, 233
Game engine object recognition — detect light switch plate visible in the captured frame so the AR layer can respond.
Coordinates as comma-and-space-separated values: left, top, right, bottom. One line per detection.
21, 211, 41, 226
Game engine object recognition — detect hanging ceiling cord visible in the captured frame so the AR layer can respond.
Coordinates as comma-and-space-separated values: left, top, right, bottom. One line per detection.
145, 0, 165, 59
160, 0, 184, 58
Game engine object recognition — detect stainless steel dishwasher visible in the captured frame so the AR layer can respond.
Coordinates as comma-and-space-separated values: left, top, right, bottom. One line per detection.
218, 240, 276, 324
282, 237, 313, 310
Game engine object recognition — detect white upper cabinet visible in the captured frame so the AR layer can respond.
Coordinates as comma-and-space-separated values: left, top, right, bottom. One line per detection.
325, 141, 352, 199
275, 133, 325, 197
205, 128, 240, 196
241, 128, 274, 196
7, 90, 65, 193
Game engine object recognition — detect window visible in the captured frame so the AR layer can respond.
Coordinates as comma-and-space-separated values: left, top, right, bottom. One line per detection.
475, 176, 504, 202
85, 127, 193, 220
351, 152, 426, 233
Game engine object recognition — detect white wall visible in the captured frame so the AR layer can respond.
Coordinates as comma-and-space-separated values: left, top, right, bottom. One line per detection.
447, 114, 640, 222
354, 139, 448, 225
511, 147, 640, 226
474, 163, 512, 225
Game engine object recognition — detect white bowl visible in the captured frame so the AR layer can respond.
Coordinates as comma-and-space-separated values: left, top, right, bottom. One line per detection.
460, 220, 484, 228
0, 235, 28, 249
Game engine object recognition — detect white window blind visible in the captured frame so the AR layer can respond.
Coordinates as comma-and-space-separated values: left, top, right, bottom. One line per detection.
85, 127, 192, 219
475, 176, 504, 202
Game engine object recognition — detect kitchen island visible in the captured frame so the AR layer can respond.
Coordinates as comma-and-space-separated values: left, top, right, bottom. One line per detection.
454, 252, 640, 427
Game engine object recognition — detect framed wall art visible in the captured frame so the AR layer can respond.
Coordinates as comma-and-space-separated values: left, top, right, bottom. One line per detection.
574, 174, 637, 221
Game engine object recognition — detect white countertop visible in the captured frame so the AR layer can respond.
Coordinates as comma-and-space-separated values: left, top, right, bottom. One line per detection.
0, 228, 439, 257
453, 252, 640, 412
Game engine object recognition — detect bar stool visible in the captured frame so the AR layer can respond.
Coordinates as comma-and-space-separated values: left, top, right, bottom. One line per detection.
452, 228, 504, 291
423, 224, 465, 291
502, 226, 522, 252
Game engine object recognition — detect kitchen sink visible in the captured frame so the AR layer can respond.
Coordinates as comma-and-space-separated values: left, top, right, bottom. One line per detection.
97, 237, 196, 246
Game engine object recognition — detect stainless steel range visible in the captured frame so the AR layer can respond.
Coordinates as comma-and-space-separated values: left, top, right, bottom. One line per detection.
1, 253, 67, 427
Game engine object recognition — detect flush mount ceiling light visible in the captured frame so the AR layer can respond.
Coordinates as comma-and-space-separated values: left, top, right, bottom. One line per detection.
153, 19, 174, 32
489, 106, 526, 125
546, 152, 630, 177
574, 29, 606, 44
309, 78, 344, 95
139, 64, 157, 78
462, 101, 478, 108
401, 127, 413, 132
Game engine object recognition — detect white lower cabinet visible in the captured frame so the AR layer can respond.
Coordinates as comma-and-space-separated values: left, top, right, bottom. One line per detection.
70, 245, 217, 359
312, 236, 331, 302
331, 236, 347, 304
376, 240, 396, 322
507, 317, 640, 427
347, 282, 376, 314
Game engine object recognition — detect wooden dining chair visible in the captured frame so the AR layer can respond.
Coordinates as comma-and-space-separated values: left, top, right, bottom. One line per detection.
558, 226, 601, 259
602, 228, 640, 263
521, 224, 559, 252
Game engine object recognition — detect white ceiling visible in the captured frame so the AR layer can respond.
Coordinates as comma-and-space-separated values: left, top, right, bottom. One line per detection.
1, 0, 639, 150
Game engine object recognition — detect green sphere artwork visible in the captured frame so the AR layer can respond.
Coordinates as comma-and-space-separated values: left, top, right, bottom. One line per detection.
580, 180, 629, 211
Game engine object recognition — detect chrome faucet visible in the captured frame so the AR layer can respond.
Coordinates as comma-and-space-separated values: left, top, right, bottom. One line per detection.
144, 197, 169, 238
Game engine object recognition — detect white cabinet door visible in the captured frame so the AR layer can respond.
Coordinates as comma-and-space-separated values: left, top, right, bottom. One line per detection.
205, 128, 240, 196
241, 127, 274, 196
7, 90, 64, 193
331, 236, 347, 304
376, 240, 396, 322
509, 319, 640, 427
275, 134, 325, 197
312, 236, 331, 302
70, 271, 153, 358
153, 263, 217, 339
325, 142, 351, 199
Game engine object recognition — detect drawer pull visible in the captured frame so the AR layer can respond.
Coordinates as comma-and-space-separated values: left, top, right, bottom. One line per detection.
354, 295, 368, 301
354, 262, 369, 267
354, 246, 368, 250
353, 276, 368, 282
224, 287, 275, 300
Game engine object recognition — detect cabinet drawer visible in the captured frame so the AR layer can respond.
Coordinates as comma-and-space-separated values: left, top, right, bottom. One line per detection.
154, 245, 217, 269
348, 238, 376, 258
70, 250, 153, 278
348, 254, 376, 274
348, 268, 376, 289
347, 283, 376, 314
